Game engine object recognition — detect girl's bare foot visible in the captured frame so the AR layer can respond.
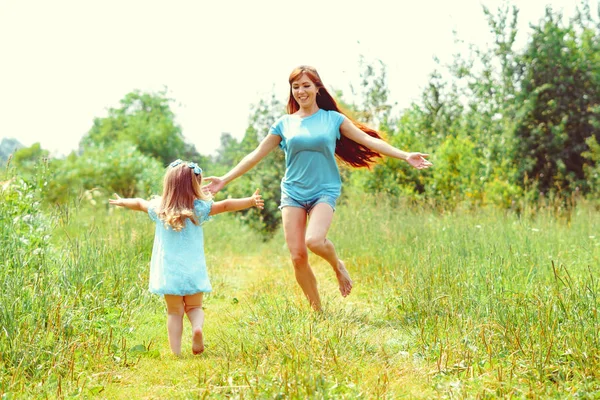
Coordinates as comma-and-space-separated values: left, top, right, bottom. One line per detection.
192, 327, 204, 355
335, 260, 353, 297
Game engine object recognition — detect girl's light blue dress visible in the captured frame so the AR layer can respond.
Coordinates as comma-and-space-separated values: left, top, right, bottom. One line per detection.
147, 199, 213, 295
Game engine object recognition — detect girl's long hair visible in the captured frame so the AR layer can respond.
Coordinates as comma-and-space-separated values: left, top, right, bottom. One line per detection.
287, 65, 382, 168
156, 163, 212, 231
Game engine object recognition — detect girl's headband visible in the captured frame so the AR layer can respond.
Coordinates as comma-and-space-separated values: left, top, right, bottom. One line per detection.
169, 159, 202, 175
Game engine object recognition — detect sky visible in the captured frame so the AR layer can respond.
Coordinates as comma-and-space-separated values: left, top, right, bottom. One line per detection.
0, 0, 595, 157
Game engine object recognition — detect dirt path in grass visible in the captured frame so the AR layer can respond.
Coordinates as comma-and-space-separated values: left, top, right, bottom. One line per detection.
95, 253, 432, 399
97, 253, 290, 398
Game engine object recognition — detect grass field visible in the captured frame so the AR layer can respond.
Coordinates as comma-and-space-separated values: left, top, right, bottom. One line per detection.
1, 189, 599, 398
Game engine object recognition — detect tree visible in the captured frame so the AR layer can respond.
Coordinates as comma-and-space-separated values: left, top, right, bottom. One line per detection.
0, 138, 24, 164
80, 89, 200, 165
346, 58, 432, 198
12, 143, 49, 167
351, 57, 394, 128
443, 5, 522, 203
214, 132, 243, 167
5, 143, 51, 182
216, 94, 286, 237
512, 6, 600, 196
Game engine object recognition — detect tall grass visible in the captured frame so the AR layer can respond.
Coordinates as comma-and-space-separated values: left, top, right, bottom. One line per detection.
332, 193, 599, 397
1, 178, 599, 398
1, 174, 155, 398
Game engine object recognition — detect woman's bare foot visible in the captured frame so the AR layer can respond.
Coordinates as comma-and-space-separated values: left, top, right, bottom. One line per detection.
192, 327, 204, 355
334, 260, 353, 297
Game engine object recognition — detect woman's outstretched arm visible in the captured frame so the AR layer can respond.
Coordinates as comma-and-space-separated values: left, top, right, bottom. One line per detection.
339, 118, 432, 169
204, 134, 281, 194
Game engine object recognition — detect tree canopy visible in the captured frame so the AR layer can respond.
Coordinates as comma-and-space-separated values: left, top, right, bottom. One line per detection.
79, 89, 199, 165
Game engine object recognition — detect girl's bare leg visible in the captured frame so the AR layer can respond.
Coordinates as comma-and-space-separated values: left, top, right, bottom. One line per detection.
305, 203, 353, 297
184, 293, 205, 355
282, 206, 321, 311
164, 295, 185, 355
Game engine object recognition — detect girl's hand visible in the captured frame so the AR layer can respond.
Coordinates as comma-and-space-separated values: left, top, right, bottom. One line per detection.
406, 153, 432, 169
203, 176, 225, 194
251, 188, 264, 209
108, 194, 149, 212
108, 193, 125, 207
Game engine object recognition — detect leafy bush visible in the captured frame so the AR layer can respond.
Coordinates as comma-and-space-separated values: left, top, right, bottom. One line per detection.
0, 170, 57, 390
47, 144, 164, 204
426, 135, 485, 206
582, 135, 600, 198
1, 167, 153, 397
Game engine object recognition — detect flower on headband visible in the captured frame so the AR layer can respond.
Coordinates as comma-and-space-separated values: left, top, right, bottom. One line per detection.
169, 159, 202, 175
187, 162, 202, 175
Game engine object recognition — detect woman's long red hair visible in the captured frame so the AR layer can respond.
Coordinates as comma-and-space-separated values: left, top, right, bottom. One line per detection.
287, 65, 382, 168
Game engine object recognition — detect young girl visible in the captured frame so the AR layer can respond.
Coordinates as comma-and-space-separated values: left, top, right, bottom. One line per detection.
109, 159, 263, 356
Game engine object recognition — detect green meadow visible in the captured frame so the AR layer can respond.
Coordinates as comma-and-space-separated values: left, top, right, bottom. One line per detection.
3, 3, 600, 397
2, 184, 599, 399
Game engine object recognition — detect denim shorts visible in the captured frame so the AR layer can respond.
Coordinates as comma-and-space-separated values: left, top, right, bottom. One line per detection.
279, 192, 338, 213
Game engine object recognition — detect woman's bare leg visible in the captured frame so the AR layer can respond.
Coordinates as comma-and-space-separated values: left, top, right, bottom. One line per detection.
305, 203, 353, 297
184, 293, 205, 355
282, 206, 321, 311
164, 295, 185, 355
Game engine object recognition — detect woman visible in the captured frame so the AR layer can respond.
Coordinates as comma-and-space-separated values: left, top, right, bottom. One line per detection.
205, 65, 431, 311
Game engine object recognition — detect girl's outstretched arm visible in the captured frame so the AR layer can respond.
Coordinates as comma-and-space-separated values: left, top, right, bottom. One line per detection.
204, 134, 281, 194
109, 194, 150, 212
209, 189, 264, 216
339, 118, 433, 170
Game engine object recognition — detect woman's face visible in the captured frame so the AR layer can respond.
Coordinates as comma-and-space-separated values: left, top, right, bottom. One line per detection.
291, 74, 318, 107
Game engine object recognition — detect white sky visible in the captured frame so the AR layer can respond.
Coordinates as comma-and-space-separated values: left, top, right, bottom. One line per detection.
0, 0, 594, 157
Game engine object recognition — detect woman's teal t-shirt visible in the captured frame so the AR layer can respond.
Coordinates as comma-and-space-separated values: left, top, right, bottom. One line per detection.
269, 109, 345, 201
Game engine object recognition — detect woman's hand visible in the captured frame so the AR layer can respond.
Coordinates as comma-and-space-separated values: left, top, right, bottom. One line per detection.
406, 153, 432, 169
203, 176, 225, 194
251, 188, 264, 210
